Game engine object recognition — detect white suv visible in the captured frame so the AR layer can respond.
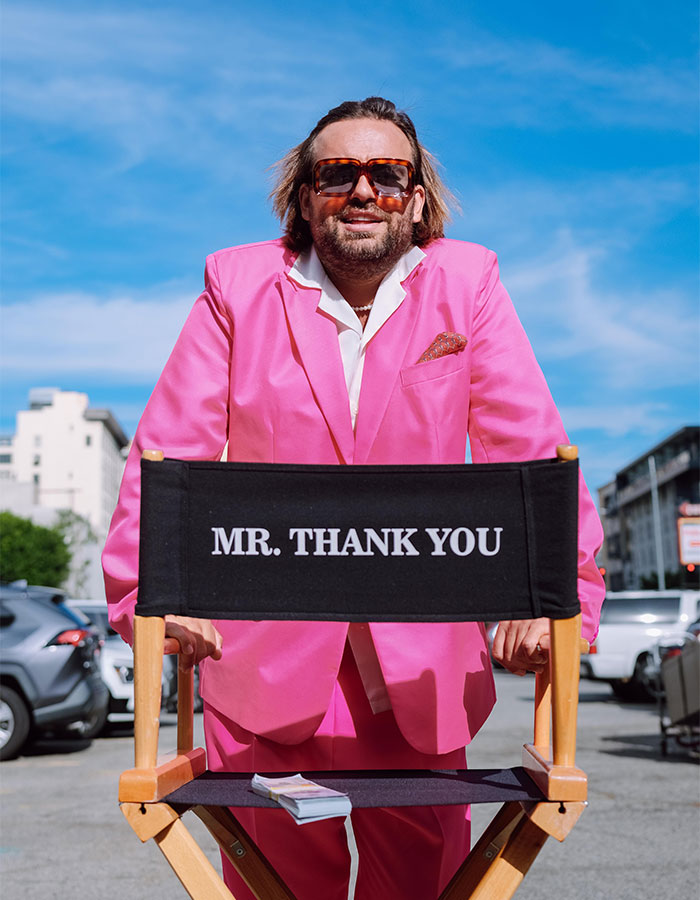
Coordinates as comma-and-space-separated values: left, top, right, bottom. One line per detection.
66, 599, 136, 723
581, 590, 700, 701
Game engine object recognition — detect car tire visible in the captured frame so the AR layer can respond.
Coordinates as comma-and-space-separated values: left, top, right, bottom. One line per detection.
0, 686, 31, 761
632, 652, 662, 702
610, 655, 657, 703
610, 679, 637, 701
71, 703, 109, 740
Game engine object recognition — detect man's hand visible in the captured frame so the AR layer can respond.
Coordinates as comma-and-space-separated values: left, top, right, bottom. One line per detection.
491, 618, 550, 676
164, 615, 223, 670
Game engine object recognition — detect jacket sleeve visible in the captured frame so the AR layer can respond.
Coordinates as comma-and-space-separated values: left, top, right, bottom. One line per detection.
467, 250, 604, 641
102, 254, 232, 645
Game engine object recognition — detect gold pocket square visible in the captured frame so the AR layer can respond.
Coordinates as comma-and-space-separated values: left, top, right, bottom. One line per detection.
417, 332, 468, 363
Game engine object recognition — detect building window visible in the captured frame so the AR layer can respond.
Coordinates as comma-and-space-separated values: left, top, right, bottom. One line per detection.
34, 435, 41, 447
0, 453, 11, 463
33, 454, 40, 466
85, 435, 92, 447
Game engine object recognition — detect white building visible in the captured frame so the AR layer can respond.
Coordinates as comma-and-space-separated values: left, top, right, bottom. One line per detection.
0, 388, 130, 596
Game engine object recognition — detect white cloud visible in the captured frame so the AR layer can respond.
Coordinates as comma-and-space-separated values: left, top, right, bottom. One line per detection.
505, 231, 698, 390
458, 167, 697, 249
3, 1, 695, 177
558, 402, 676, 438
435, 29, 696, 131
1, 289, 195, 382
0, 4, 325, 172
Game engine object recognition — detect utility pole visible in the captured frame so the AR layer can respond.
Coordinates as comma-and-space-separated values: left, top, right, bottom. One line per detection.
648, 455, 666, 590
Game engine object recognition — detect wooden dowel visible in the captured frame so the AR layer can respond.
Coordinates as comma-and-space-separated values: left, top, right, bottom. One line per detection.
177, 661, 194, 754
135, 449, 167, 766
550, 443, 581, 766
533, 665, 551, 749
550, 614, 582, 768
555, 443, 578, 461
142, 449, 165, 462
133, 615, 165, 770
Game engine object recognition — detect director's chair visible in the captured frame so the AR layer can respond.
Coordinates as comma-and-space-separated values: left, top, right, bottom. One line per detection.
119, 444, 589, 899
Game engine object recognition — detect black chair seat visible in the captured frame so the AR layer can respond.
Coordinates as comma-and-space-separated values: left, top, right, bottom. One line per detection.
164, 766, 545, 812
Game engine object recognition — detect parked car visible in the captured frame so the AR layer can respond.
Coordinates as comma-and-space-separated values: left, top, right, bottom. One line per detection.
640, 622, 699, 701
580, 590, 700, 701
65, 598, 136, 724
65, 598, 199, 719
0, 584, 109, 759
11, 581, 90, 628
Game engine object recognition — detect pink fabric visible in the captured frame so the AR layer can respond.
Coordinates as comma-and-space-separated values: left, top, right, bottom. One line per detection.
347, 622, 392, 714
103, 237, 605, 756
204, 645, 470, 900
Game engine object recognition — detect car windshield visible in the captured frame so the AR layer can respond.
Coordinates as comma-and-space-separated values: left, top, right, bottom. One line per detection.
601, 595, 680, 625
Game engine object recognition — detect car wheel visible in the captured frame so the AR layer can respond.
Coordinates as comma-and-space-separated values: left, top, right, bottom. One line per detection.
609, 679, 637, 701
68, 703, 109, 740
0, 686, 31, 761
630, 652, 659, 702
610, 655, 657, 703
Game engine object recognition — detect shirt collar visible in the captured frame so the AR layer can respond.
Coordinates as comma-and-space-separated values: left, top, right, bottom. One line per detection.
289, 244, 426, 340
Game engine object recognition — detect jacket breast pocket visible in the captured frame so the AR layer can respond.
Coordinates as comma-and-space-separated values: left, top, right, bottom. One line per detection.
400, 351, 467, 387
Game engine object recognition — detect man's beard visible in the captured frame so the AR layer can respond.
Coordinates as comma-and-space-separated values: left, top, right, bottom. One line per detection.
310, 198, 417, 282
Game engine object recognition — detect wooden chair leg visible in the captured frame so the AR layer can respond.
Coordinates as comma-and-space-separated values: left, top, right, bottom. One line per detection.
133, 615, 165, 770
469, 816, 549, 900
439, 802, 550, 900
153, 816, 235, 900
193, 805, 298, 900
439, 802, 525, 899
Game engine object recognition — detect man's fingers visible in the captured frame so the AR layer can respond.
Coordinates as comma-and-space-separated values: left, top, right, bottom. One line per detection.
491, 624, 505, 661
164, 636, 181, 655
163, 616, 223, 667
492, 618, 552, 675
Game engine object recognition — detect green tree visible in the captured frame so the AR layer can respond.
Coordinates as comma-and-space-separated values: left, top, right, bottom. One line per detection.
0, 511, 71, 587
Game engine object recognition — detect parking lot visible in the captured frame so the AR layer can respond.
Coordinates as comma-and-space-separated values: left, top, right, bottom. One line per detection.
1, 670, 697, 900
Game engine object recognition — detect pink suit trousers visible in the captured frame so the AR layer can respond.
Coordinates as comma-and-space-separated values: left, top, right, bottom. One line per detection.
204, 645, 470, 900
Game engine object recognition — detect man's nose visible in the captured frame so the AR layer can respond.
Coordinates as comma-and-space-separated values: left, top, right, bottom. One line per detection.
349, 173, 377, 202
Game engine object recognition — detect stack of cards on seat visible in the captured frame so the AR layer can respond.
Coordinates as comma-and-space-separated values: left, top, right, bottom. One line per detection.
251, 773, 352, 824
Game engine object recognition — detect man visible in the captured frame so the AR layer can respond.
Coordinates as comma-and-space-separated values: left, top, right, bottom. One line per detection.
103, 97, 604, 899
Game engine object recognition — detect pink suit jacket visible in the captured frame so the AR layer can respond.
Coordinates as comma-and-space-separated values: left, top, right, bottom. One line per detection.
103, 237, 604, 756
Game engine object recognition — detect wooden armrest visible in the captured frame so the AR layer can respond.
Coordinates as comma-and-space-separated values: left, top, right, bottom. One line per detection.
119, 748, 207, 803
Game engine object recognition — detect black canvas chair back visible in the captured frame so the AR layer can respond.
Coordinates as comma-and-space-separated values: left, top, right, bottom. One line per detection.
119, 446, 589, 900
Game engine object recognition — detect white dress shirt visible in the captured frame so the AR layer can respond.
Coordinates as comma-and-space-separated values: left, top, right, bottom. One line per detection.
288, 243, 426, 713
289, 244, 425, 428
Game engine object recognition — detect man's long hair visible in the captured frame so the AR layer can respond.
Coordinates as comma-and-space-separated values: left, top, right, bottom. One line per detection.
270, 97, 454, 252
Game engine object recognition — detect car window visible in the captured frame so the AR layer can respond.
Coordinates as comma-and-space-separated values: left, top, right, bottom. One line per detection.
601, 595, 681, 624
75, 607, 116, 636
58, 604, 92, 627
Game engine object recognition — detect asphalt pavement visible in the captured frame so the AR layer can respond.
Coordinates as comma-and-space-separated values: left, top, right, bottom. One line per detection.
0, 670, 698, 899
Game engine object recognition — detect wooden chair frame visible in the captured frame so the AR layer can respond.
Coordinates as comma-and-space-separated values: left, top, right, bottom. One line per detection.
119, 445, 589, 900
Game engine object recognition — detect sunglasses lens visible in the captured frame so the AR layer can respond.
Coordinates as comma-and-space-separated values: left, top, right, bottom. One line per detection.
317, 163, 358, 194
370, 163, 411, 196
315, 160, 413, 198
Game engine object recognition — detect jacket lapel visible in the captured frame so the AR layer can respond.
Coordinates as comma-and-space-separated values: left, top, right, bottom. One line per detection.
277, 274, 355, 463
353, 266, 425, 464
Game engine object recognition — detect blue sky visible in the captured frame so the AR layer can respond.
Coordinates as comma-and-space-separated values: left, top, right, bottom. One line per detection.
1, 0, 698, 494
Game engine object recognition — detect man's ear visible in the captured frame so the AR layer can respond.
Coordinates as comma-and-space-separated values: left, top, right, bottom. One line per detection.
298, 183, 311, 222
411, 185, 426, 224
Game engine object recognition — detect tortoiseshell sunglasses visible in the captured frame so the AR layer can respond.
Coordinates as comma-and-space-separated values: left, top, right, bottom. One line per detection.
312, 158, 415, 199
